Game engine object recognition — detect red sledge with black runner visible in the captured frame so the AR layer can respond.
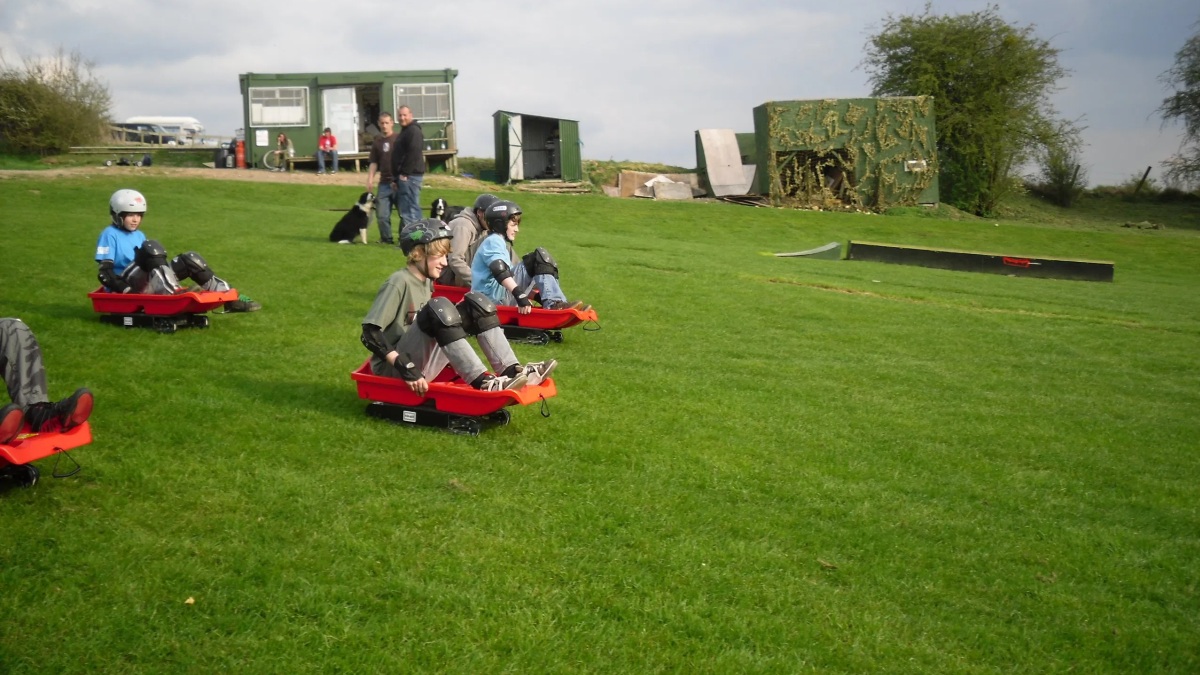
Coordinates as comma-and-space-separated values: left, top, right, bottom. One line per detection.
432, 284, 599, 345
88, 287, 238, 334
352, 360, 555, 435
1, 422, 91, 488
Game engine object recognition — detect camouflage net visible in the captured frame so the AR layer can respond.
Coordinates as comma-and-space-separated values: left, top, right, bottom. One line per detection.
764, 97, 937, 210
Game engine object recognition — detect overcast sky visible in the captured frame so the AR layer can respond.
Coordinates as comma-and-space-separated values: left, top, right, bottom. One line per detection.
2, 0, 1196, 187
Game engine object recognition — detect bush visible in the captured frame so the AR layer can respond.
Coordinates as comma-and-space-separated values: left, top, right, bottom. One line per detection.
0, 48, 111, 155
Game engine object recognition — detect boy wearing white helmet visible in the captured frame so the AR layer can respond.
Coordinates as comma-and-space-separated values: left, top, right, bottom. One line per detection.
95, 189, 261, 312
361, 219, 557, 393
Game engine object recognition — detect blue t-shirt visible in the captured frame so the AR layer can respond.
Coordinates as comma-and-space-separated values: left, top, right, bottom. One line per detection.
470, 233, 512, 305
95, 224, 146, 275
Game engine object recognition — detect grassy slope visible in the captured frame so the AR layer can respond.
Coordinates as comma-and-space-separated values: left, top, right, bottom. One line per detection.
0, 173, 1197, 673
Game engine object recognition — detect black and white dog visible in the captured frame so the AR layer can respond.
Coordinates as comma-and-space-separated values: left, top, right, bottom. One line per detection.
329, 192, 373, 244
430, 197, 465, 223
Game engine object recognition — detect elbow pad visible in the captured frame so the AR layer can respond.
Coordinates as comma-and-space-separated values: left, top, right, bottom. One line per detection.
488, 258, 514, 283
361, 324, 423, 381
360, 324, 394, 360
97, 261, 128, 292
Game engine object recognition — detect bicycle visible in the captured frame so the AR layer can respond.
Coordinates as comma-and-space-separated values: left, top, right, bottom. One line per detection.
261, 149, 288, 171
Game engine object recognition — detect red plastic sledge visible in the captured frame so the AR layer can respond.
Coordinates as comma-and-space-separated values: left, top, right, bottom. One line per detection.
89, 287, 238, 333
89, 287, 238, 315
352, 360, 555, 434
1, 422, 92, 487
432, 284, 598, 342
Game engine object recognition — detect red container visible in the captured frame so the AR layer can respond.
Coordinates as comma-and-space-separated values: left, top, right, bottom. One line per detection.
235, 140, 246, 169
432, 284, 597, 330
351, 360, 555, 416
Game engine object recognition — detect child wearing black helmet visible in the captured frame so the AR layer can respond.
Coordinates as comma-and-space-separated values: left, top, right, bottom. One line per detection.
360, 218, 557, 393
470, 200, 589, 313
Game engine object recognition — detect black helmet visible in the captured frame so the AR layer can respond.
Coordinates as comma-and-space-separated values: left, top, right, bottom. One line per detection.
485, 200, 522, 235
399, 218, 452, 255
473, 193, 499, 212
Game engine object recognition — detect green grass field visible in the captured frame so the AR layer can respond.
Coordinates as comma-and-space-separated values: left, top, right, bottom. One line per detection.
1, 172, 1198, 673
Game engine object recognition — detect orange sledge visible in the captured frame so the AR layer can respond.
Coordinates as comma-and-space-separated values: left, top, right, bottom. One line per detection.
352, 360, 555, 435
88, 287, 238, 333
1, 422, 91, 488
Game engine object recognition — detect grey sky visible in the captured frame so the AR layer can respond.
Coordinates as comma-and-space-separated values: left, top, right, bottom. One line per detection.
2, 0, 1195, 186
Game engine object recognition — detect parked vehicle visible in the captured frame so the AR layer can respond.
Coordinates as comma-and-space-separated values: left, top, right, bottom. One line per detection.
124, 116, 204, 144
111, 122, 178, 145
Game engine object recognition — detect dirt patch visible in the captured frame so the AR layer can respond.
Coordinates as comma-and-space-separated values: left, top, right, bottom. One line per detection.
0, 166, 496, 194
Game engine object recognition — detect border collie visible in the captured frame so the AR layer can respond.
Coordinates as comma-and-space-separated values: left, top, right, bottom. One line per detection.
430, 198, 466, 223
329, 192, 373, 244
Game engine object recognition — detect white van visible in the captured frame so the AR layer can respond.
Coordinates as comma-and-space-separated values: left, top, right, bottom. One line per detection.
124, 116, 205, 144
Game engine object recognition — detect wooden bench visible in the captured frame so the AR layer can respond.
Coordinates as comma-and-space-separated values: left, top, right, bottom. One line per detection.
286, 152, 370, 173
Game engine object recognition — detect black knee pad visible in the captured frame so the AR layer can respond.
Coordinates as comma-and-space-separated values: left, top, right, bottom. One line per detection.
134, 240, 169, 273
170, 251, 215, 285
457, 291, 501, 335
415, 296, 468, 346
522, 247, 559, 278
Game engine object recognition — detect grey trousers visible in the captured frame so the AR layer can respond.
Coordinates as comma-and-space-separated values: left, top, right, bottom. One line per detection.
0, 318, 50, 408
372, 325, 519, 384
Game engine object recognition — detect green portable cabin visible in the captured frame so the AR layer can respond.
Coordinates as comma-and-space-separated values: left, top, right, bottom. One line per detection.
752, 97, 938, 209
492, 111, 582, 183
238, 69, 458, 171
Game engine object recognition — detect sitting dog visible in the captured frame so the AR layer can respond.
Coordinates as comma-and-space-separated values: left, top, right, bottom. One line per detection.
329, 192, 373, 244
430, 198, 466, 223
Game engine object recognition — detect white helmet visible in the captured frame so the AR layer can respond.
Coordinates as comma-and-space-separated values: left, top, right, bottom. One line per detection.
110, 189, 147, 227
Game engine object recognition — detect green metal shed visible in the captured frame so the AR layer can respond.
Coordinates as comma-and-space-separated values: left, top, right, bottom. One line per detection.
238, 69, 458, 171
492, 111, 582, 183
752, 97, 939, 209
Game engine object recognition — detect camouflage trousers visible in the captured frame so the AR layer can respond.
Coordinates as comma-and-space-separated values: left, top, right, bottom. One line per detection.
0, 318, 49, 408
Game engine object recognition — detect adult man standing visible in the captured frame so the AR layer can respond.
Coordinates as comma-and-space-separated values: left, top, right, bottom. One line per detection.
391, 105, 426, 230
365, 112, 399, 244
439, 193, 498, 287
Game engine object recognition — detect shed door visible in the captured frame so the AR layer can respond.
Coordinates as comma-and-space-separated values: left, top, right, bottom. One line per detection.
558, 120, 582, 182
322, 87, 359, 154
506, 114, 524, 181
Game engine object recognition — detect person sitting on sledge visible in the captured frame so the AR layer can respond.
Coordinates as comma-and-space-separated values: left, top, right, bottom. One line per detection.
94, 189, 261, 312
361, 218, 557, 395
470, 200, 589, 314
0, 318, 94, 445
439, 193, 499, 288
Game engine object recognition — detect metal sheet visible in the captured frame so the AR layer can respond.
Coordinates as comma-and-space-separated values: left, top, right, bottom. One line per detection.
698, 129, 753, 196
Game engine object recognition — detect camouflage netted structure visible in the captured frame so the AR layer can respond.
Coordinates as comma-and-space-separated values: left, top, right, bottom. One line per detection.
753, 97, 939, 210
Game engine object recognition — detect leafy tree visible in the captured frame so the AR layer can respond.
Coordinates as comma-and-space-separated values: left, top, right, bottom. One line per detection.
0, 48, 111, 155
1159, 24, 1200, 187
862, 4, 1073, 215
1031, 122, 1088, 207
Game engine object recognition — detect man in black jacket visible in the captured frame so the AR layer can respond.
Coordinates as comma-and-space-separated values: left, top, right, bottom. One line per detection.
391, 105, 426, 231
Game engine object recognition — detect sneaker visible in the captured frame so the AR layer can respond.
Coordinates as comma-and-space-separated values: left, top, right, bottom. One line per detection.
330, 170, 338, 174
475, 372, 528, 392
317, 170, 325, 175
24, 388, 93, 433
522, 359, 558, 386
0, 403, 24, 444
543, 299, 589, 312
225, 295, 262, 313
